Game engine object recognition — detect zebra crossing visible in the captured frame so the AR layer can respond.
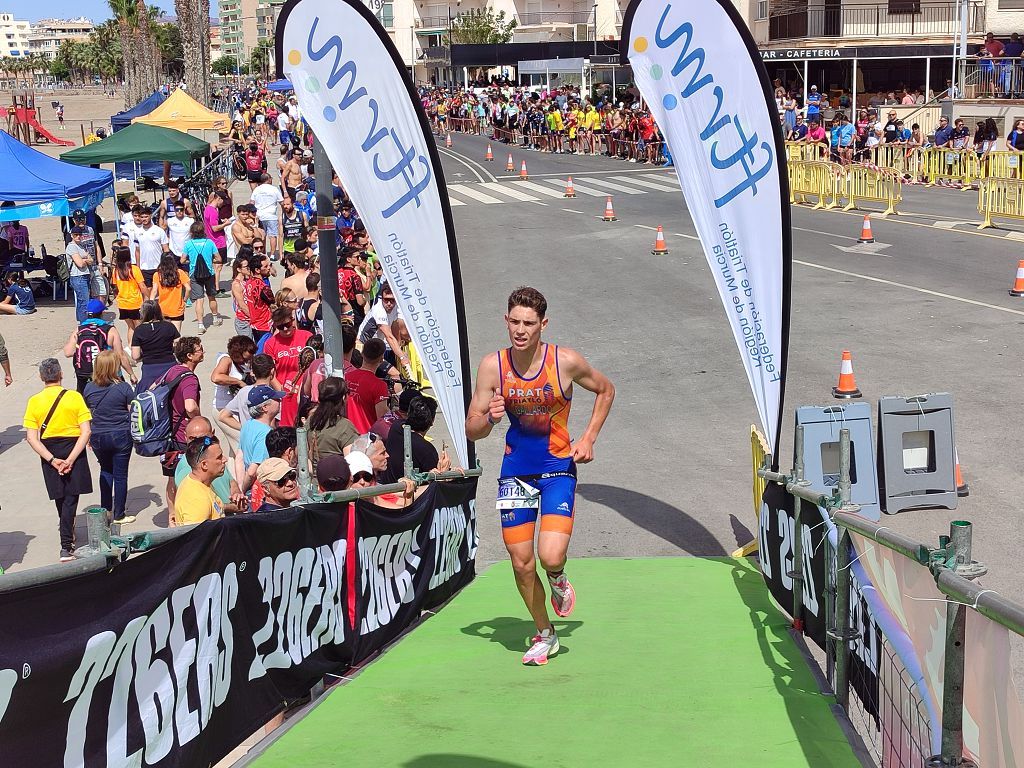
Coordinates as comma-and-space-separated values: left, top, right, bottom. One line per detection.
444, 172, 681, 207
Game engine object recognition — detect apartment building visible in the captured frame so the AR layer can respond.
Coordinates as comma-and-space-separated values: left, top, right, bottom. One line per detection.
218, 0, 281, 62
27, 17, 93, 60
0, 12, 30, 58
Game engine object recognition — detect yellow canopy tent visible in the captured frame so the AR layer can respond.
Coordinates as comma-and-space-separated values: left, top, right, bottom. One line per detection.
132, 88, 230, 134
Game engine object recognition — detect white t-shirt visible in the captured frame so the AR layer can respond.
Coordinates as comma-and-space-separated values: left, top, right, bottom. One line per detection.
277, 112, 292, 131
250, 183, 283, 223
357, 298, 398, 344
134, 224, 168, 270
166, 216, 194, 256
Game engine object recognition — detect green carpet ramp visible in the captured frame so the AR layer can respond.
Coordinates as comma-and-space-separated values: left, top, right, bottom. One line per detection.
254, 557, 860, 767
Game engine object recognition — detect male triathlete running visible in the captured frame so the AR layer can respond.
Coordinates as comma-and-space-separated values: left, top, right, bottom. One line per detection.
466, 286, 615, 666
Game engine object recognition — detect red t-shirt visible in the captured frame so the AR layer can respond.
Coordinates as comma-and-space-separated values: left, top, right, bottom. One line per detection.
338, 267, 362, 304
244, 278, 274, 332
263, 329, 312, 427
344, 368, 388, 434
245, 149, 265, 172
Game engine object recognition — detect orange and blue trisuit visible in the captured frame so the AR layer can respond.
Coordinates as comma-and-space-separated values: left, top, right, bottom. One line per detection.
496, 343, 575, 545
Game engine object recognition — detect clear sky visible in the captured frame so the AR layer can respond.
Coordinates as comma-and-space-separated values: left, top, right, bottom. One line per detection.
4, 0, 179, 23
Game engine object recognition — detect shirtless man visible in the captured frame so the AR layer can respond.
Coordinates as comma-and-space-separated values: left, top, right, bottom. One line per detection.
465, 286, 615, 666
280, 150, 303, 201
230, 205, 265, 252
280, 251, 311, 300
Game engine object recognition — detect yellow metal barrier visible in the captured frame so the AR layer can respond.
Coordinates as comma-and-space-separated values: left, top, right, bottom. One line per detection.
977, 177, 1024, 229
788, 160, 844, 209
921, 147, 980, 188
734, 425, 771, 558
785, 141, 826, 162
867, 144, 923, 181
980, 150, 1024, 180
843, 164, 903, 217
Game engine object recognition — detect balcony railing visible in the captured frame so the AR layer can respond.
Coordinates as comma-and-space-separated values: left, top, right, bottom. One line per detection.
768, 2, 984, 41
516, 11, 592, 25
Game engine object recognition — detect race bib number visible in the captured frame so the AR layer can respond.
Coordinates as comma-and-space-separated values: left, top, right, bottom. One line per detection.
496, 477, 541, 510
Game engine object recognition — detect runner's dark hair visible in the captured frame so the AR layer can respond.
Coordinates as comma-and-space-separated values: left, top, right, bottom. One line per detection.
157, 254, 180, 288
507, 286, 547, 318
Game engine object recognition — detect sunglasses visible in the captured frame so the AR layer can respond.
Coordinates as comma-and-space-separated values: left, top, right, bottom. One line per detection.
189, 434, 219, 461
273, 470, 298, 487
276, 322, 295, 331
353, 472, 374, 483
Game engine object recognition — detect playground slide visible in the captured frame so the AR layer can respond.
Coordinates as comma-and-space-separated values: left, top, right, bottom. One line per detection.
27, 118, 73, 147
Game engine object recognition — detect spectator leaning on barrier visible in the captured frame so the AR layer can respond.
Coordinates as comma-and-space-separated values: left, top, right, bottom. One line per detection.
255, 457, 299, 513
174, 417, 248, 516
24, 358, 93, 562
380, 396, 452, 484
175, 434, 227, 525
934, 116, 954, 148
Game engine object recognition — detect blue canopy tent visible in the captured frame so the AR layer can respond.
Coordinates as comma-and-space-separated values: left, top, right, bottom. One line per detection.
266, 79, 293, 92
0, 130, 113, 222
110, 90, 165, 131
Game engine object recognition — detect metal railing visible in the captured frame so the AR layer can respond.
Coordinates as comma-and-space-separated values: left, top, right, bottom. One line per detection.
956, 57, 1024, 99
768, 2, 984, 41
516, 11, 592, 25
758, 427, 1024, 766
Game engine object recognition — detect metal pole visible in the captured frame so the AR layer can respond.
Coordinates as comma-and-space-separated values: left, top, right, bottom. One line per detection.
311, 140, 345, 376
937, 521, 976, 767
790, 424, 806, 632
851, 57, 858, 113
926, 56, 932, 99
803, 60, 809, 115
403, 423, 414, 478
838, 427, 852, 505
296, 425, 313, 500
793, 423, 806, 484
592, 3, 598, 57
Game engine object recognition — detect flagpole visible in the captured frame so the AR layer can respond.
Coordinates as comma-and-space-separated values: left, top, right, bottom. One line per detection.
312, 140, 346, 377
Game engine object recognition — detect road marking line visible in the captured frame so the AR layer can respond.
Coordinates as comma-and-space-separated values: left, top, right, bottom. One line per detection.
798, 204, 1018, 242
542, 178, 606, 197
634, 224, 657, 231
447, 185, 502, 204
573, 177, 645, 194
674, 232, 700, 240
610, 175, 680, 192
792, 225, 858, 241
511, 179, 568, 198
479, 182, 538, 202
446, 195, 466, 206
438, 147, 497, 183
495, 167, 678, 179
793, 259, 1024, 316
561, 208, 586, 214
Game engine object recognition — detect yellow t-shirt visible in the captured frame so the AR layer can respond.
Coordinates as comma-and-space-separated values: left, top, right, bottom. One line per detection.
23, 386, 91, 438
175, 475, 224, 525
587, 111, 603, 130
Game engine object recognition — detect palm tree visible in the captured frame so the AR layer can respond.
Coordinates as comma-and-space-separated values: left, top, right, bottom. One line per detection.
175, 0, 211, 104
108, 0, 160, 106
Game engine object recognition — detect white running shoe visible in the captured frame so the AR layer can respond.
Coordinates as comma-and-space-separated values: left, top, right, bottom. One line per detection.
522, 629, 560, 666
548, 572, 576, 617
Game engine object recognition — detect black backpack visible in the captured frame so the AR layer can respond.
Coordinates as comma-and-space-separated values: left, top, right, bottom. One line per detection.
72, 322, 110, 377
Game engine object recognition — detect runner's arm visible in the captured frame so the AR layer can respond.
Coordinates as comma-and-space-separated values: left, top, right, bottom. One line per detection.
62, 329, 77, 358
217, 405, 241, 431
560, 347, 615, 463
465, 354, 502, 441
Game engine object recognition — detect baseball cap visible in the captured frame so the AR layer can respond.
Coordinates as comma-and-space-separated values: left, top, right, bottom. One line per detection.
247, 384, 285, 408
256, 457, 293, 484
345, 451, 374, 477
302, 149, 313, 158
317, 453, 350, 491
86, 298, 106, 315
71, 208, 86, 219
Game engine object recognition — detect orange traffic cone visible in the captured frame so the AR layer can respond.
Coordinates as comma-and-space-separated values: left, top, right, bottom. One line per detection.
954, 448, 969, 497
519, 161, 528, 180
857, 214, 874, 243
1010, 260, 1024, 296
445, 133, 453, 148
506, 153, 514, 172
832, 350, 862, 399
602, 196, 617, 221
485, 143, 493, 161
564, 177, 576, 198
651, 226, 669, 255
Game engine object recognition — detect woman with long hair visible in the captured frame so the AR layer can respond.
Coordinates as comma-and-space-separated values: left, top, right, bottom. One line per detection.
84, 350, 136, 524
182, 221, 223, 336
229, 255, 252, 338
131, 300, 180, 392
110, 246, 145, 343
306, 377, 358, 472
150, 254, 190, 330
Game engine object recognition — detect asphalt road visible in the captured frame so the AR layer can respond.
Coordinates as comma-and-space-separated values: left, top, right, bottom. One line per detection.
436, 132, 1024, 678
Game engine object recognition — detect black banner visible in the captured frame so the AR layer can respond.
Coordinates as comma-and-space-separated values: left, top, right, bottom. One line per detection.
0, 477, 477, 767
758, 481, 829, 647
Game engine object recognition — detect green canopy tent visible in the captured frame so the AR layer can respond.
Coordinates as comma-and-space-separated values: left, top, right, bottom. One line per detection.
59, 122, 211, 170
